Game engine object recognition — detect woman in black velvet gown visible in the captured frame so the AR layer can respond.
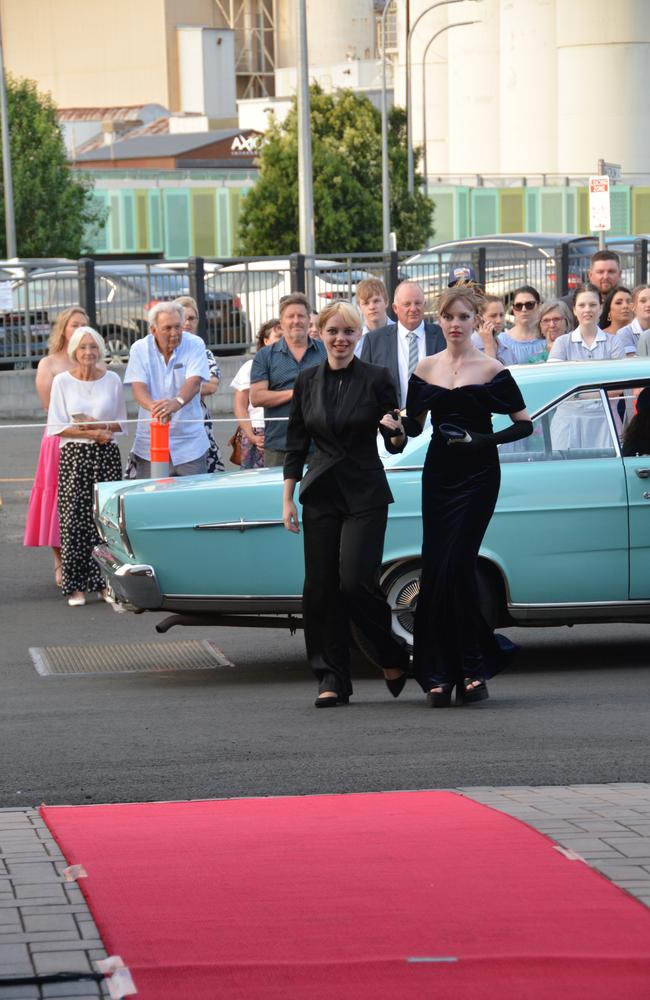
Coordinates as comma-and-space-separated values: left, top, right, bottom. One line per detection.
405, 287, 533, 707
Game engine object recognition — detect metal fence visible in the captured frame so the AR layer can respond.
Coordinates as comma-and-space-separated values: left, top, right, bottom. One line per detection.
1, 240, 649, 369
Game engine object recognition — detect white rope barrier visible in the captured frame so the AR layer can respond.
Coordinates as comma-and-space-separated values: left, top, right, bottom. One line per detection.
0, 415, 290, 431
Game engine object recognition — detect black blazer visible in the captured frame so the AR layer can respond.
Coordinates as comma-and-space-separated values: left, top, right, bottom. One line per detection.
283, 359, 403, 512
359, 321, 446, 405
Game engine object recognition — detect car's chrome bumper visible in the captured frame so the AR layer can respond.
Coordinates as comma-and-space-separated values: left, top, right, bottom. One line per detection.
92, 544, 163, 610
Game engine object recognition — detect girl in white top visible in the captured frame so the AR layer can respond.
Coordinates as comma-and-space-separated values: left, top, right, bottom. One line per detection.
548, 285, 625, 362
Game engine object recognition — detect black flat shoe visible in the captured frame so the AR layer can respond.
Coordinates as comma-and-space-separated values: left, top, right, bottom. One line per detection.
426, 683, 455, 708
463, 678, 489, 704
314, 693, 349, 708
384, 673, 407, 698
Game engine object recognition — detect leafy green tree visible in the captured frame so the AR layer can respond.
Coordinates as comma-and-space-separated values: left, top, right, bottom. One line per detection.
238, 85, 433, 255
0, 76, 105, 257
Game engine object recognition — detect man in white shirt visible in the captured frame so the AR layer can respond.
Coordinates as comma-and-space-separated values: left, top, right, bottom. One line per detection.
124, 302, 210, 478
354, 278, 395, 358
360, 281, 445, 407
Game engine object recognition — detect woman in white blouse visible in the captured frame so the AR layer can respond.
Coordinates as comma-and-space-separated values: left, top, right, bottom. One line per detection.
548, 285, 625, 362
47, 327, 126, 606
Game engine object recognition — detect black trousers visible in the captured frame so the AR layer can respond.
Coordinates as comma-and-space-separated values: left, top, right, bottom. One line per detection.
301, 484, 408, 697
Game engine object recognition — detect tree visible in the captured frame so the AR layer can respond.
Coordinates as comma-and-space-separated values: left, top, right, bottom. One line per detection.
238, 85, 433, 255
0, 76, 105, 258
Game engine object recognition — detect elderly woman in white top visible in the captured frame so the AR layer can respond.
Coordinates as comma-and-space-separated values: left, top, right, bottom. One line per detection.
47, 327, 126, 606
547, 285, 624, 452
614, 284, 650, 357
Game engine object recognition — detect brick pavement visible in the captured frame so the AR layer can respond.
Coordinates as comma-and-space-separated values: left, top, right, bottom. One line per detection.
1, 784, 649, 997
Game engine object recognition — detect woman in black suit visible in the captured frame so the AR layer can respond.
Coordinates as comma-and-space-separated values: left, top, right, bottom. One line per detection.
283, 302, 410, 707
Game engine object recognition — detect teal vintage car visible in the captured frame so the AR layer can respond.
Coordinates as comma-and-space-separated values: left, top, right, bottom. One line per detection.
93, 359, 650, 646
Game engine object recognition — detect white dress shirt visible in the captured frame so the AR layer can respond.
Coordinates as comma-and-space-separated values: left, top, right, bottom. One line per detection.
396, 321, 426, 408
124, 332, 210, 465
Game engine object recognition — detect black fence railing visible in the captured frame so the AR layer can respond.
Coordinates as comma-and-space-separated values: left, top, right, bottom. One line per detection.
1, 239, 648, 369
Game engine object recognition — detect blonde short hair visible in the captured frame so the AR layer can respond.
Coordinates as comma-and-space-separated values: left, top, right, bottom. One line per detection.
317, 301, 362, 333
67, 326, 106, 360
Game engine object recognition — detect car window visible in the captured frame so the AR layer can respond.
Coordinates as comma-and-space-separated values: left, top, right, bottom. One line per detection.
603, 382, 650, 448
500, 388, 618, 462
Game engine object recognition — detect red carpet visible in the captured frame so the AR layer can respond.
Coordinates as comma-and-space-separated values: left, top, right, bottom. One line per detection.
41, 792, 650, 999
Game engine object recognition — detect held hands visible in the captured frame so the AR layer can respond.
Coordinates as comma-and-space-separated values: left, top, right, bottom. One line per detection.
94, 427, 114, 445
283, 499, 300, 534
379, 410, 405, 438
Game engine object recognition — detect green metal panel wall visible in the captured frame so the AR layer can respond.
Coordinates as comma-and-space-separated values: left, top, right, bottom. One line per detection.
192, 190, 217, 257
429, 190, 455, 242
610, 187, 630, 235
540, 189, 564, 232
148, 191, 162, 251
135, 191, 149, 252
525, 189, 539, 231
632, 188, 650, 234
471, 190, 499, 235
164, 190, 191, 260
500, 190, 524, 232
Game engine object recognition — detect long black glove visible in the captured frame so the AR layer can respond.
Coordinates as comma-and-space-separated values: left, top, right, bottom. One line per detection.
439, 420, 533, 450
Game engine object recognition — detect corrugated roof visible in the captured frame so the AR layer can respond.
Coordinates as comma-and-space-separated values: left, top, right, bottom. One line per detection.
74, 129, 258, 162
75, 117, 171, 156
58, 106, 158, 122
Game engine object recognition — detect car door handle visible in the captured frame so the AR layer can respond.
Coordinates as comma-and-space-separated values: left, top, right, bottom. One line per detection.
635, 468, 650, 479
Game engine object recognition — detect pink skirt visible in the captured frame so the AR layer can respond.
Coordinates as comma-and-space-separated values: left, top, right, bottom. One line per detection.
23, 431, 61, 547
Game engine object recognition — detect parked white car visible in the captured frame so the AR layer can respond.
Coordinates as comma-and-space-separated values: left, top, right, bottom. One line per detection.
206, 258, 374, 336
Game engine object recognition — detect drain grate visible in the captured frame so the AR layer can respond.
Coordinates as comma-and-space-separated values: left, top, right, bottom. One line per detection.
29, 640, 234, 677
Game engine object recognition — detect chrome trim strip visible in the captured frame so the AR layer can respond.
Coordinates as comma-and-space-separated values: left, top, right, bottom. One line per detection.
117, 495, 134, 557
165, 593, 302, 600
599, 387, 622, 457
386, 465, 423, 472
194, 518, 285, 531
509, 599, 650, 610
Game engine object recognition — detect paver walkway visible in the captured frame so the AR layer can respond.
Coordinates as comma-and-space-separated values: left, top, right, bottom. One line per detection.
1, 784, 650, 998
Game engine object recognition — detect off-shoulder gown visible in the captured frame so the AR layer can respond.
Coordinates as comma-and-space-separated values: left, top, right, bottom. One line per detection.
406, 369, 525, 691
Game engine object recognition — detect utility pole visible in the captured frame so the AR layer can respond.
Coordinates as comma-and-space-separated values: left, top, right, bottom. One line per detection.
0, 11, 17, 258
380, 0, 392, 255
296, 0, 314, 258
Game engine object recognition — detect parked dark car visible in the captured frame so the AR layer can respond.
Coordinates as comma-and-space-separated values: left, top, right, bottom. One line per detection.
9, 264, 249, 364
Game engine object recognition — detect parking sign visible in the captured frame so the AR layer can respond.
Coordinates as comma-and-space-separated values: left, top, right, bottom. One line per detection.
589, 175, 611, 231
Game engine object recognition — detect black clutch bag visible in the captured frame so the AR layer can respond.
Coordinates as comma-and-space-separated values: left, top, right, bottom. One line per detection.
438, 422, 471, 444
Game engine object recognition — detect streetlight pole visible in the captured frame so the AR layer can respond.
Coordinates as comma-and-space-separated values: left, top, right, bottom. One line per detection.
0, 12, 16, 258
406, 0, 478, 195
296, 0, 314, 258
421, 21, 479, 197
380, 0, 392, 254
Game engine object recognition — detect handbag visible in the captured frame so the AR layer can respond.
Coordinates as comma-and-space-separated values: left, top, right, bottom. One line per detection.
228, 427, 242, 465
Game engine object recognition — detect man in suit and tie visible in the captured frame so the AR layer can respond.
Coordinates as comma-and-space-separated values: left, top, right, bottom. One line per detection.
360, 280, 445, 407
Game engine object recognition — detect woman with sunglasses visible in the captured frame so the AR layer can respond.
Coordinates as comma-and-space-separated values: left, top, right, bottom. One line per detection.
496, 286, 546, 365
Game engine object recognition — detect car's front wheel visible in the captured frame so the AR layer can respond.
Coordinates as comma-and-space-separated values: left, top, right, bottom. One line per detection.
380, 558, 503, 651
381, 559, 421, 648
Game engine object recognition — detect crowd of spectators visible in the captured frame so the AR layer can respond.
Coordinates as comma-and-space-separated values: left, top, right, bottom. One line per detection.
23, 245, 650, 605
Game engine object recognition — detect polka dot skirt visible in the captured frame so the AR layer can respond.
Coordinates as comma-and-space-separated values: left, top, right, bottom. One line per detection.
57, 442, 123, 596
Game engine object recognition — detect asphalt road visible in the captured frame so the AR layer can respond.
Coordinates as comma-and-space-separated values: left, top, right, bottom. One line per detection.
1, 421, 649, 808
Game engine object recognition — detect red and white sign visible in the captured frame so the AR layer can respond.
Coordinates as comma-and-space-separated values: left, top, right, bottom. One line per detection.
589, 175, 611, 231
